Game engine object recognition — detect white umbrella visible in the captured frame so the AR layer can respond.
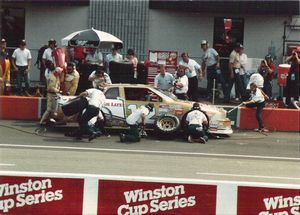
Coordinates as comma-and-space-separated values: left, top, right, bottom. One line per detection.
61, 28, 123, 49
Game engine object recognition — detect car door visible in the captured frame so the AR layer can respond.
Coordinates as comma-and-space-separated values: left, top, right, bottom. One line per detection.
103, 87, 126, 127
123, 87, 161, 124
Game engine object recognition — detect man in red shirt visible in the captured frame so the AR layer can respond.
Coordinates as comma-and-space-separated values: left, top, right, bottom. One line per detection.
258, 55, 276, 99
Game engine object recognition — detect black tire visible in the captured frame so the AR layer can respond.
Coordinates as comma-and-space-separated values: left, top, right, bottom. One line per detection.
154, 114, 180, 137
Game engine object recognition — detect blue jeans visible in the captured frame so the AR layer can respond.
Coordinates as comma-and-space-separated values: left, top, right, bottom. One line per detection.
263, 80, 272, 99
246, 102, 265, 129
16, 66, 30, 94
187, 124, 208, 141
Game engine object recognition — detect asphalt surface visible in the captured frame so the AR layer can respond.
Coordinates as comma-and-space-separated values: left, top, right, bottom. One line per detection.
0, 120, 299, 185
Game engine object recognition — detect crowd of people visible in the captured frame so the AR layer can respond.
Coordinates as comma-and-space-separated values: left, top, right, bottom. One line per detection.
0, 37, 299, 141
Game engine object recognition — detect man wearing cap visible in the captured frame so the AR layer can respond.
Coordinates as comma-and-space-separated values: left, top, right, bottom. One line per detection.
229, 43, 246, 101
185, 102, 208, 144
42, 39, 57, 68
201, 40, 222, 100
154, 64, 175, 95
174, 65, 189, 100
11, 40, 32, 96
39, 61, 63, 125
120, 103, 154, 143
179, 52, 202, 101
63, 62, 80, 96
260, 55, 276, 99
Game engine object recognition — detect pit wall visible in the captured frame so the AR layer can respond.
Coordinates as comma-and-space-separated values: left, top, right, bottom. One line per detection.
0, 96, 299, 131
0, 171, 299, 215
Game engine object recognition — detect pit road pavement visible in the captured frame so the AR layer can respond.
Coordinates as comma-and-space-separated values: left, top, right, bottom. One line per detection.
0, 120, 299, 185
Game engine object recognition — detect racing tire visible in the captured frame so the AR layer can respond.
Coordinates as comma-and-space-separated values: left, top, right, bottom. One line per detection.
154, 114, 180, 138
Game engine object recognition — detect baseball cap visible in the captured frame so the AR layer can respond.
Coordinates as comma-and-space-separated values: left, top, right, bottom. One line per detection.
1, 38, 6, 43
201, 40, 208, 45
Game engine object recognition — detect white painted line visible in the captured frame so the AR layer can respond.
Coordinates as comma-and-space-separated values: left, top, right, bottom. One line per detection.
82, 177, 98, 215
0, 143, 299, 162
216, 184, 237, 215
0, 163, 15, 166
0, 170, 300, 188
196, 172, 300, 181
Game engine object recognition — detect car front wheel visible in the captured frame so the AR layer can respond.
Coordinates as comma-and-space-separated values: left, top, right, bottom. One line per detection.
154, 114, 180, 137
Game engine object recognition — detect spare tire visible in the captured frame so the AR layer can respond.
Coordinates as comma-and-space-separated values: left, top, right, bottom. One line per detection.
154, 114, 180, 137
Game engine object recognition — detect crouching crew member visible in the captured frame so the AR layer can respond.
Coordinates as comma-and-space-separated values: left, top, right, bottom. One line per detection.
120, 103, 154, 143
186, 103, 208, 144
242, 83, 268, 132
39, 62, 63, 125
77, 88, 106, 141
63, 62, 80, 96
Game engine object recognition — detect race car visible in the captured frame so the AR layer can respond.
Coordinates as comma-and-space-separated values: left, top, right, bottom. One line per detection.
55, 84, 232, 136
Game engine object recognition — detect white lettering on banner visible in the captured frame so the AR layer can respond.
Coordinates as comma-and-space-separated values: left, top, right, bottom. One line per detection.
117, 185, 196, 215
0, 179, 64, 213
258, 195, 300, 215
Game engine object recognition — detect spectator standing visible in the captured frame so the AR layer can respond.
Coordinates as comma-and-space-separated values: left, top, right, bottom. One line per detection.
201, 40, 221, 99
120, 103, 154, 143
42, 39, 57, 68
124, 49, 138, 81
0, 52, 10, 95
174, 65, 189, 100
85, 48, 103, 65
285, 50, 300, 105
63, 62, 80, 96
11, 40, 32, 96
239, 46, 248, 96
88, 66, 112, 91
242, 83, 268, 132
229, 43, 245, 101
39, 62, 63, 125
186, 103, 208, 144
105, 48, 123, 73
154, 64, 174, 94
258, 55, 276, 98
179, 52, 202, 101
0, 39, 8, 57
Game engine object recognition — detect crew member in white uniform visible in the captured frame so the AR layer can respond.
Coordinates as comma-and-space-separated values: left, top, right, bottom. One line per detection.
243, 83, 268, 132
186, 103, 208, 144
78, 88, 106, 140
120, 103, 154, 143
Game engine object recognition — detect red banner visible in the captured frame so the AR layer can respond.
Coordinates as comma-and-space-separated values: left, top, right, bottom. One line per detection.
0, 176, 84, 214
237, 186, 300, 215
98, 180, 217, 215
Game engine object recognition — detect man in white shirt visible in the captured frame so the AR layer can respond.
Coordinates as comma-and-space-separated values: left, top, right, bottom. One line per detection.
11, 40, 32, 95
179, 52, 202, 101
78, 88, 106, 141
105, 48, 123, 74
242, 83, 268, 132
120, 103, 154, 143
154, 64, 174, 94
42, 39, 56, 68
186, 103, 208, 144
174, 65, 189, 100
85, 48, 103, 65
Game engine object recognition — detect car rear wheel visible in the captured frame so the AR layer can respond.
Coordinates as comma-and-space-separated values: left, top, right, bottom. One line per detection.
154, 114, 180, 137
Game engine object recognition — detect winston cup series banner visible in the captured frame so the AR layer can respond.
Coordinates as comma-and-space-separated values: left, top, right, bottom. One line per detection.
98, 180, 217, 215
0, 176, 84, 214
237, 186, 300, 215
